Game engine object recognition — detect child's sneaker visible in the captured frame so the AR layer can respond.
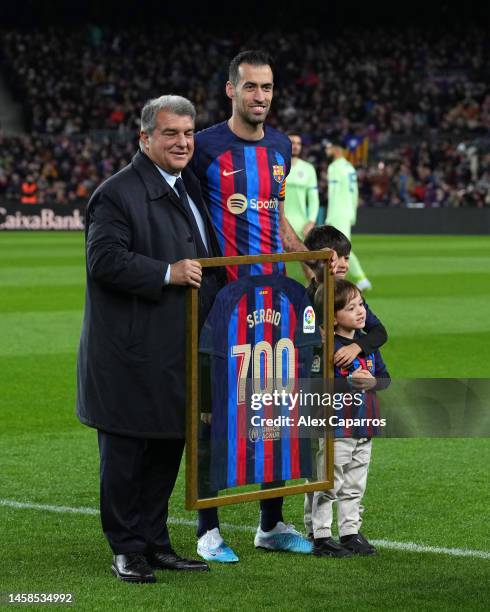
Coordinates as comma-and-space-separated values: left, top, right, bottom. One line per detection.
340, 532, 377, 556
197, 528, 239, 563
313, 537, 353, 558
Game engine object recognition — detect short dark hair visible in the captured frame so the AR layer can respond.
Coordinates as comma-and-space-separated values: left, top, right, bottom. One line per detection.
314, 279, 360, 319
229, 50, 273, 86
333, 279, 361, 313
304, 225, 351, 257
287, 131, 301, 139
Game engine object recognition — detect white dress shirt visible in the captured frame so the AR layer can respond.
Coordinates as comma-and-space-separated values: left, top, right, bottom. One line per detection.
155, 165, 208, 284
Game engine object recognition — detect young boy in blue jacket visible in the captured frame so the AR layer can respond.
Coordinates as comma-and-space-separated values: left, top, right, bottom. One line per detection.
306, 279, 390, 557
303, 226, 388, 549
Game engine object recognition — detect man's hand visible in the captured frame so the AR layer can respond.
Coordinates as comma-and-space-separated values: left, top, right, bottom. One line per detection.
169, 259, 202, 288
334, 343, 362, 368
349, 366, 376, 391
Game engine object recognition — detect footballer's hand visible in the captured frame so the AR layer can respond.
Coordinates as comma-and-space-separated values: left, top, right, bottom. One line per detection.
169, 259, 202, 288
304, 249, 339, 282
329, 249, 339, 275
334, 343, 362, 368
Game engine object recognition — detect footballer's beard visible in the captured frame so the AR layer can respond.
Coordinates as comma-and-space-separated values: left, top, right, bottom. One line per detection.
238, 103, 270, 127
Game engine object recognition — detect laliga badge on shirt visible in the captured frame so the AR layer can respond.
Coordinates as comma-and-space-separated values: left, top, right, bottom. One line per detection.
303, 306, 316, 333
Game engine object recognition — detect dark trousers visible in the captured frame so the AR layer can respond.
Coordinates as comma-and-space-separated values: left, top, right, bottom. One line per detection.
97, 430, 185, 554
197, 421, 284, 537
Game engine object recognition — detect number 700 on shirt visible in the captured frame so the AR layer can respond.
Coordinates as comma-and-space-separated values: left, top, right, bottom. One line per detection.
231, 338, 296, 403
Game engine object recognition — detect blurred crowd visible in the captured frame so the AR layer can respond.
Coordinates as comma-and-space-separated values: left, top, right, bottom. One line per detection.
0, 134, 133, 204
309, 140, 490, 208
0, 24, 489, 206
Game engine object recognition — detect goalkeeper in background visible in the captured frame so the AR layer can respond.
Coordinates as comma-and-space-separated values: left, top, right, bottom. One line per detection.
284, 133, 320, 281
325, 139, 372, 291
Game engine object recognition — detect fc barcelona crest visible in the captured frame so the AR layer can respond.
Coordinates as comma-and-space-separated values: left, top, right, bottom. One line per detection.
273, 164, 285, 183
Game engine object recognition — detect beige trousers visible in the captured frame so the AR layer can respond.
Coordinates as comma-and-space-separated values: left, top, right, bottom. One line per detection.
304, 438, 372, 538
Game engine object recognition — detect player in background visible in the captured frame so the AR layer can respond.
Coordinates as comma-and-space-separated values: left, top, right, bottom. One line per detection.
284, 132, 320, 281
308, 279, 390, 557
325, 139, 372, 291
191, 50, 337, 563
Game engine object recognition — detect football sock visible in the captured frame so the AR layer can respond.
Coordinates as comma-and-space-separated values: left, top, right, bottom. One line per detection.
197, 508, 220, 538
259, 496, 284, 532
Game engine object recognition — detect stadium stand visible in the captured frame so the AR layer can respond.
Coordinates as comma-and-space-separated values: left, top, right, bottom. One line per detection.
0, 25, 489, 206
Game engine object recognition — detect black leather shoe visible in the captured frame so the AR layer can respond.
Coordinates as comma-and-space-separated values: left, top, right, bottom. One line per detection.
111, 553, 157, 583
147, 551, 209, 572
313, 537, 353, 558
340, 532, 377, 556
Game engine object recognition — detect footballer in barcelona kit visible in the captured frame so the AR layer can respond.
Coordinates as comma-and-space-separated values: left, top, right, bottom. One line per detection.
191, 118, 319, 561
191, 120, 291, 280
189, 49, 329, 563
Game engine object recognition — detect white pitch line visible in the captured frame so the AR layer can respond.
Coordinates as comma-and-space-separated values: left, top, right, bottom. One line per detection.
2, 498, 489, 560
369, 539, 490, 560
1, 499, 99, 516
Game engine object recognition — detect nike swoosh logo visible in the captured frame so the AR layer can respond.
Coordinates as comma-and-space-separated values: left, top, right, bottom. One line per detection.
222, 169, 243, 177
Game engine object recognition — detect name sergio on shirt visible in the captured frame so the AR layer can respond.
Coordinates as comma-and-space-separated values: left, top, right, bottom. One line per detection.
246, 307, 281, 328
227, 193, 279, 215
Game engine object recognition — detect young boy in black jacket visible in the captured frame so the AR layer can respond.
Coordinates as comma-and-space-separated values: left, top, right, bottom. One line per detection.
304, 225, 387, 368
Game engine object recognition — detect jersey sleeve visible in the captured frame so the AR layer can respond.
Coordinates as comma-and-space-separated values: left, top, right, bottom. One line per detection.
284, 137, 292, 176
278, 178, 287, 201
294, 285, 322, 348
199, 292, 226, 357
307, 164, 320, 223
356, 300, 388, 355
374, 349, 391, 390
328, 162, 344, 207
349, 165, 359, 224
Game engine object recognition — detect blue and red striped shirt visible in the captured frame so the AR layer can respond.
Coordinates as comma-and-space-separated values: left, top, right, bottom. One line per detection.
192, 121, 291, 281
325, 334, 390, 438
199, 274, 320, 491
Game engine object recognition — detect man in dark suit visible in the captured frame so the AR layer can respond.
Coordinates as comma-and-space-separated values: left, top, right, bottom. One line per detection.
77, 95, 223, 582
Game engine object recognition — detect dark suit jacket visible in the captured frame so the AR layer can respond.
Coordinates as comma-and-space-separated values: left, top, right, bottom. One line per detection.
76, 150, 223, 438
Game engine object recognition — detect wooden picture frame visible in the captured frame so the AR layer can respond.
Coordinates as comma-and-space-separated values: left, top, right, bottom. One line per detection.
185, 250, 334, 509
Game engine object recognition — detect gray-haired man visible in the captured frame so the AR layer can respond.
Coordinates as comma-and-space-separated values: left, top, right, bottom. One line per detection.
77, 95, 223, 582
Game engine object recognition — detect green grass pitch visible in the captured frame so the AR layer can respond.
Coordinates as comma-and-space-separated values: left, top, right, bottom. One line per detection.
1, 233, 489, 611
